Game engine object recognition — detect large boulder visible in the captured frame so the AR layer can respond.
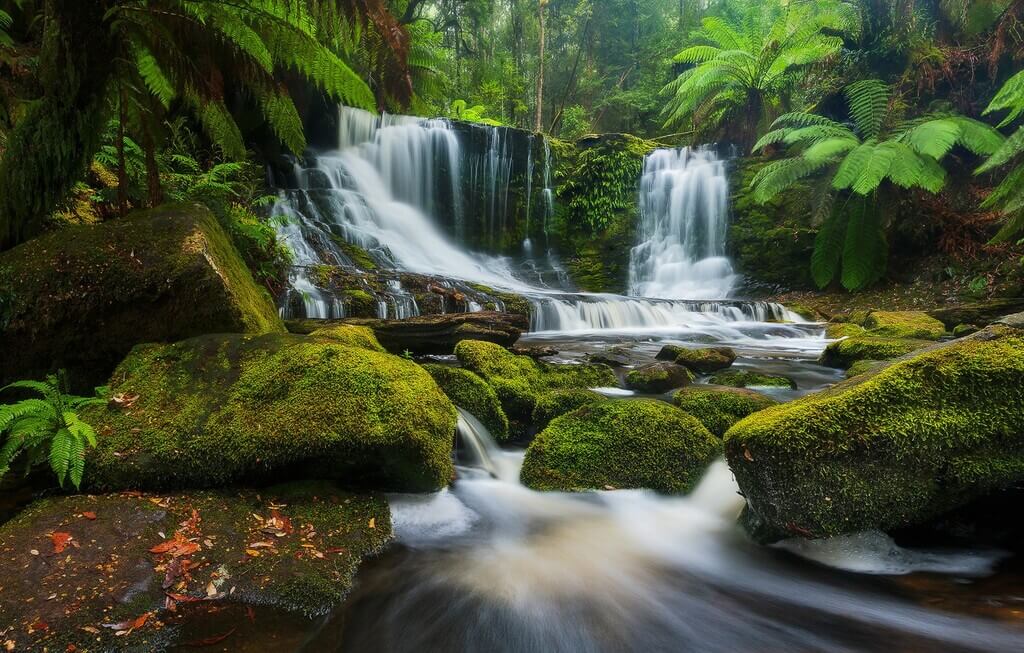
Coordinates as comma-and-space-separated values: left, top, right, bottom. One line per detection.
625, 362, 695, 393
657, 345, 737, 373
530, 388, 606, 432
520, 399, 719, 493
0, 204, 284, 387
454, 340, 616, 421
0, 483, 390, 652
82, 331, 457, 492
423, 364, 510, 441
724, 320, 1024, 542
674, 385, 778, 437
863, 311, 946, 340
819, 335, 932, 369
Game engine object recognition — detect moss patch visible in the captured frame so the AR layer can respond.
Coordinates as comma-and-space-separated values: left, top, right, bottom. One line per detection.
846, 359, 883, 377
82, 332, 457, 493
670, 347, 737, 374
521, 399, 719, 493
708, 370, 796, 389
308, 324, 385, 352
825, 322, 867, 339
0, 203, 284, 388
724, 324, 1024, 541
863, 311, 946, 340
625, 362, 695, 393
531, 389, 606, 432
674, 385, 778, 437
423, 364, 510, 441
0, 483, 391, 651
819, 336, 932, 369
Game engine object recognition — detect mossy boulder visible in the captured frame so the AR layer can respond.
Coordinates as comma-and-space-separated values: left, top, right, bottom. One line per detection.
819, 336, 932, 369
669, 346, 737, 374
825, 322, 867, 339
531, 388, 606, 431
674, 385, 778, 437
520, 399, 719, 493
724, 322, 1024, 542
0, 483, 390, 652
846, 359, 883, 377
0, 203, 284, 388
454, 340, 616, 420
423, 364, 509, 441
82, 332, 457, 492
708, 370, 796, 389
309, 324, 386, 352
863, 311, 946, 340
953, 323, 980, 338
625, 362, 696, 393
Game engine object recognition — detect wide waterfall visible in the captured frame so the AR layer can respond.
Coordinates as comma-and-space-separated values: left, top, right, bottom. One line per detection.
270, 107, 805, 333
629, 147, 736, 300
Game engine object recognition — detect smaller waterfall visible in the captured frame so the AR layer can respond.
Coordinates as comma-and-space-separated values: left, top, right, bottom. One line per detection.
455, 408, 523, 483
629, 147, 736, 300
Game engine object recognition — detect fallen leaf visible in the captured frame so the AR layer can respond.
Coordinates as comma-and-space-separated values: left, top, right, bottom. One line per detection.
50, 532, 73, 554
149, 532, 200, 557
368, 518, 376, 529
206, 582, 218, 597
162, 557, 183, 589
102, 612, 150, 632
164, 592, 202, 603
80, 626, 100, 635
81, 511, 97, 520
743, 447, 754, 462
184, 629, 236, 647
29, 621, 48, 633
245, 549, 261, 557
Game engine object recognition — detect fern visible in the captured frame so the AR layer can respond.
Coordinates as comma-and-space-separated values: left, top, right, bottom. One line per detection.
845, 79, 890, 139
977, 69, 1024, 243
0, 372, 105, 490
811, 208, 848, 288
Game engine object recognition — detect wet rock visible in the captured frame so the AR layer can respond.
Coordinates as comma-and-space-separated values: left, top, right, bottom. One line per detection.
510, 345, 559, 359
82, 331, 457, 493
952, 323, 980, 338
0, 203, 284, 388
531, 389, 606, 432
708, 370, 796, 389
927, 298, 1024, 330
423, 364, 510, 441
674, 385, 778, 437
287, 311, 529, 355
587, 346, 633, 367
521, 399, 719, 493
625, 362, 696, 393
725, 318, 1024, 542
0, 483, 391, 652
824, 322, 867, 339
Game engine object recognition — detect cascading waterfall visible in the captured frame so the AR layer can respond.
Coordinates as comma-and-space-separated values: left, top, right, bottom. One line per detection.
629, 147, 737, 300
271, 107, 809, 334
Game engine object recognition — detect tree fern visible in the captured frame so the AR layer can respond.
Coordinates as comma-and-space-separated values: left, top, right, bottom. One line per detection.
840, 197, 887, 291
811, 208, 848, 288
0, 372, 105, 489
845, 79, 890, 139
977, 70, 1024, 243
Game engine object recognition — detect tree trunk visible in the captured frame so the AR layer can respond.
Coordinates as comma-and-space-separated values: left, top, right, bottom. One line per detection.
534, 0, 547, 133
0, 0, 115, 250
116, 82, 128, 218
142, 129, 163, 208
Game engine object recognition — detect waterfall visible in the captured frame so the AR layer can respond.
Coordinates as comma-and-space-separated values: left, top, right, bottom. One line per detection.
629, 147, 737, 300
271, 108, 807, 333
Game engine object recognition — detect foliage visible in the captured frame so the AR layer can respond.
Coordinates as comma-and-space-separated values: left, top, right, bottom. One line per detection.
0, 372, 105, 489
559, 104, 591, 140
449, 99, 504, 125
978, 69, 1024, 244
559, 137, 652, 231
751, 79, 1004, 290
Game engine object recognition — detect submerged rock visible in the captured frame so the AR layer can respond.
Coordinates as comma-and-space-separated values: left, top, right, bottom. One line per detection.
454, 340, 616, 422
952, 323, 980, 338
708, 370, 796, 389
423, 364, 510, 441
0, 203, 284, 387
0, 483, 391, 651
674, 385, 778, 437
82, 331, 457, 493
724, 320, 1024, 542
521, 399, 719, 493
819, 336, 931, 369
625, 362, 696, 393
863, 311, 946, 340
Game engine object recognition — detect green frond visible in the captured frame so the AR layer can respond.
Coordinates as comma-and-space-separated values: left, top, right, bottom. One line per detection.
49, 427, 73, 487
902, 118, 962, 159
881, 141, 927, 189
841, 200, 887, 291
977, 126, 1024, 174
194, 99, 246, 160
257, 87, 307, 155
802, 137, 859, 164
850, 144, 897, 195
751, 156, 833, 203
950, 116, 1005, 157
831, 142, 875, 191
984, 69, 1024, 128
699, 16, 748, 51
752, 129, 788, 153
811, 208, 847, 288
845, 79, 890, 139
133, 45, 176, 108
771, 112, 845, 130
673, 45, 723, 64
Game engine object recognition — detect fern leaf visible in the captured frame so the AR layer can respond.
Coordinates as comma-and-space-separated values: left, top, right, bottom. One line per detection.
845, 79, 890, 139
841, 199, 887, 291
984, 69, 1024, 127
902, 118, 961, 159
832, 142, 875, 191
811, 208, 847, 288
976, 126, 1024, 174
49, 427, 73, 487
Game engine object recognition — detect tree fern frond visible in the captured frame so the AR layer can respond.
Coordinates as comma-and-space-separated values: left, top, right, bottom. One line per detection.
750, 156, 832, 202
49, 427, 73, 487
832, 142, 875, 190
901, 118, 962, 159
984, 69, 1024, 128
841, 199, 887, 290
977, 126, 1024, 173
811, 208, 847, 288
845, 79, 890, 139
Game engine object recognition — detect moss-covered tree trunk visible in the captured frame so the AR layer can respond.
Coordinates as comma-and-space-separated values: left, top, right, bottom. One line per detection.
0, 0, 114, 250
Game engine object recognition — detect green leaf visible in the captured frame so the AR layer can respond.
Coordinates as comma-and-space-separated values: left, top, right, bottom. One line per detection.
811, 208, 847, 289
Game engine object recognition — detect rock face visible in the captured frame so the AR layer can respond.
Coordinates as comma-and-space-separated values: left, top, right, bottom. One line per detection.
724, 320, 1024, 542
423, 364, 510, 441
82, 331, 457, 493
0, 204, 284, 387
521, 399, 719, 493
625, 362, 695, 393
0, 483, 391, 652
674, 385, 778, 437
286, 311, 528, 355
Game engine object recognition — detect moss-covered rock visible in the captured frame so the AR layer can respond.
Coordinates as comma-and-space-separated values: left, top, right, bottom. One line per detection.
825, 322, 867, 339
708, 370, 796, 389
423, 364, 509, 441
625, 362, 695, 393
785, 303, 823, 321
454, 340, 616, 421
674, 385, 778, 437
669, 347, 737, 374
531, 388, 606, 431
724, 322, 1024, 542
863, 311, 946, 340
521, 399, 719, 493
308, 324, 386, 352
0, 203, 284, 388
953, 323, 980, 338
82, 332, 457, 492
819, 336, 932, 369
0, 483, 390, 651
846, 359, 883, 378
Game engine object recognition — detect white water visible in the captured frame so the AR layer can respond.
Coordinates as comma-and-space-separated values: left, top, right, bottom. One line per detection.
370, 412, 1023, 653
271, 108, 814, 338
629, 147, 736, 300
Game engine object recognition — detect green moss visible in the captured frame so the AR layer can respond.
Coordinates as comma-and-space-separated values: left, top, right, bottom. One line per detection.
724, 324, 1024, 541
674, 385, 778, 437
531, 389, 606, 431
82, 332, 457, 492
332, 237, 379, 270
786, 304, 821, 321
625, 362, 695, 393
864, 311, 946, 340
344, 289, 379, 318
708, 370, 796, 389
825, 322, 867, 339
455, 340, 616, 421
466, 284, 532, 317
423, 364, 510, 441
0, 203, 284, 388
521, 399, 719, 493
819, 336, 932, 369
671, 347, 737, 374
308, 324, 385, 352
953, 323, 980, 337
845, 359, 882, 378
